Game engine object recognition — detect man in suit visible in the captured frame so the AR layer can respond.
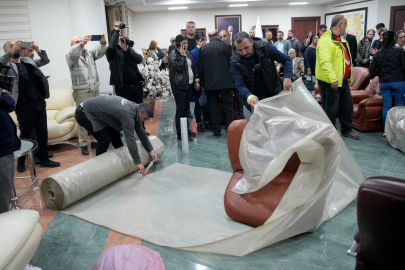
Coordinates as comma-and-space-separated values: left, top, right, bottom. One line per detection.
1, 40, 60, 171
198, 30, 235, 138
74, 96, 158, 176
344, 32, 358, 67
288, 49, 304, 81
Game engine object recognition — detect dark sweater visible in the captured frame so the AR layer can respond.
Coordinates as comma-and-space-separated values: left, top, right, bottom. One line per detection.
369, 43, 405, 83
0, 92, 21, 157
304, 47, 317, 76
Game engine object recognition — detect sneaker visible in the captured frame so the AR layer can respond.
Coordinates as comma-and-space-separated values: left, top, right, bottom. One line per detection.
40, 160, 60, 168
17, 159, 26, 173
177, 134, 192, 142
81, 145, 89, 155
188, 130, 196, 137
90, 142, 98, 149
341, 132, 360, 140
197, 123, 204, 133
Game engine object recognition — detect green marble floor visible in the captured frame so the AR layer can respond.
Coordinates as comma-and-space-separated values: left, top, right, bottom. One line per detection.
30, 99, 405, 270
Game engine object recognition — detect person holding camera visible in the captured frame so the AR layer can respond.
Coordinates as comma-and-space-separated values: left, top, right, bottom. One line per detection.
67, 34, 107, 155
0, 88, 21, 213
1, 40, 60, 171
106, 21, 144, 104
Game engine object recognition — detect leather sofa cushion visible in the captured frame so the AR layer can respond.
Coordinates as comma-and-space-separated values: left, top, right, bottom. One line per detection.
46, 89, 74, 110
224, 170, 295, 227
0, 210, 40, 269
48, 120, 75, 140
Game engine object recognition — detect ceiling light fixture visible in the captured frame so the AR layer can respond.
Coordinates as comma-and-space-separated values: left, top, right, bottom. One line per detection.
229, 4, 249, 7
168, 6, 188, 10
288, 2, 309, 5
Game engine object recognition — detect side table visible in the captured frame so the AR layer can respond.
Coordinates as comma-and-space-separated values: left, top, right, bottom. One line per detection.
11, 139, 40, 210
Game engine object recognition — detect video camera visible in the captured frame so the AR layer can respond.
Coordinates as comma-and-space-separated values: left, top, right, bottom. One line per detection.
0, 64, 14, 92
120, 37, 134, 48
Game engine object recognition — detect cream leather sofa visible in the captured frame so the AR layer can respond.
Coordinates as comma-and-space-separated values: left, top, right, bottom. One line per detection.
0, 210, 42, 270
10, 89, 78, 144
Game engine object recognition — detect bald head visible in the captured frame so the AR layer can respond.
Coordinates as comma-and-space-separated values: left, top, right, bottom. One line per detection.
208, 30, 219, 40
71, 35, 82, 46
330, 15, 347, 36
3, 41, 14, 53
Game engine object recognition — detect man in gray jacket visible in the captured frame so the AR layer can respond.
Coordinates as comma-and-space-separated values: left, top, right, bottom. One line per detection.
274, 31, 292, 55
67, 34, 107, 155
75, 96, 158, 176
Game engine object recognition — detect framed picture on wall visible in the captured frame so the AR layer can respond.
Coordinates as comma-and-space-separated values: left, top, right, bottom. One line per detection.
325, 8, 368, 42
215, 15, 242, 43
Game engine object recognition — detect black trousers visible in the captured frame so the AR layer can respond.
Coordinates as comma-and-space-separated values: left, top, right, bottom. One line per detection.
207, 89, 235, 135
172, 84, 192, 136
75, 107, 123, 156
318, 79, 353, 134
16, 100, 48, 162
115, 84, 143, 104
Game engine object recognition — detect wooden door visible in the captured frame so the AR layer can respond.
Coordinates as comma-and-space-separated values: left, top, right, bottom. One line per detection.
390, 5, 405, 33
291, 17, 321, 44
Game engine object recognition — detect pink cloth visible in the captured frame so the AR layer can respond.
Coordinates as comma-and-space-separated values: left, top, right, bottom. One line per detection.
91, 245, 166, 270
365, 76, 380, 98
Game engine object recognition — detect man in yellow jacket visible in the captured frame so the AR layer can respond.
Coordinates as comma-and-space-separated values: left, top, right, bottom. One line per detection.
316, 15, 360, 140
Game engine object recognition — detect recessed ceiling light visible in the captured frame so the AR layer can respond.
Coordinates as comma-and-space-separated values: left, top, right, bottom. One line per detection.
168, 6, 188, 10
229, 4, 249, 7
288, 2, 309, 5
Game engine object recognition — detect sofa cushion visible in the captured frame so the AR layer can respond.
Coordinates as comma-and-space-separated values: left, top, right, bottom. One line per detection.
48, 120, 75, 140
47, 89, 74, 110
224, 170, 295, 227
56, 106, 76, 124
0, 210, 40, 269
353, 104, 360, 118
47, 110, 59, 120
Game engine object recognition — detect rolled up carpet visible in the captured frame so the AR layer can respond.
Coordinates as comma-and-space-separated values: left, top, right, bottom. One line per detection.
40, 136, 165, 210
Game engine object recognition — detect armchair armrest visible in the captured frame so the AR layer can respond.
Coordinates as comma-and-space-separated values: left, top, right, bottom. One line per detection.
56, 106, 76, 124
351, 90, 369, 104
359, 97, 383, 108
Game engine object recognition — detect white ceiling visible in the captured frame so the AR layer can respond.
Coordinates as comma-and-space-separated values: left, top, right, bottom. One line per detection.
115, 0, 352, 12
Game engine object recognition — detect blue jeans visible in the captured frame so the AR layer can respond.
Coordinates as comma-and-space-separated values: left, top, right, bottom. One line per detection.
380, 81, 405, 126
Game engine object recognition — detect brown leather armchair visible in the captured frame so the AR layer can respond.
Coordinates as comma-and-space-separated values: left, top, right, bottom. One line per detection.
348, 176, 405, 270
224, 120, 300, 227
351, 76, 383, 132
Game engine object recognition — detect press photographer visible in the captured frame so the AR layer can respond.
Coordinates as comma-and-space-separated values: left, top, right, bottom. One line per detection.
106, 21, 144, 104
1, 40, 60, 171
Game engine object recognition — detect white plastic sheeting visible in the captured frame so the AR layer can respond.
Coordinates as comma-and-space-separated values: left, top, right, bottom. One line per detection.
385, 107, 405, 153
59, 79, 364, 257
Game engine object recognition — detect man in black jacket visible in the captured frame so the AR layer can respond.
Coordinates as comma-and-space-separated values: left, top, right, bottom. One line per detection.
1, 40, 60, 172
106, 21, 144, 104
344, 33, 358, 67
198, 30, 235, 137
0, 90, 21, 213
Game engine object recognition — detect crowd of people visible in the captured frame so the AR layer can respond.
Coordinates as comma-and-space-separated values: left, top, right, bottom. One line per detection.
1, 17, 404, 214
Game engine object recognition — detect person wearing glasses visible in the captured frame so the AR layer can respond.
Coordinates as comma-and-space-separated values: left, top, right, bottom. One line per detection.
369, 30, 405, 130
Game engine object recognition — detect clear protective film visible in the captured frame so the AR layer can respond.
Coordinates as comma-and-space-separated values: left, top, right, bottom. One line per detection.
385, 106, 405, 153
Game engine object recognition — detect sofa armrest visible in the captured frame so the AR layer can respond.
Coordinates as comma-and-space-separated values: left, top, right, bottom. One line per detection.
351, 90, 369, 104
359, 97, 383, 108
56, 106, 76, 124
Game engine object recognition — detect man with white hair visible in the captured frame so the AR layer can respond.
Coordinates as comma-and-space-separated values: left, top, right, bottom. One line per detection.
288, 48, 304, 81
66, 33, 107, 155
316, 15, 359, 140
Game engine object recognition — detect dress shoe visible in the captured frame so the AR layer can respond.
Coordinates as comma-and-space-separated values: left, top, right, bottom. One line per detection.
35, 153, 53, 164
48, 153, 53, 158
40, 160, 60, 168
341, 132, 360, 140
197, 123, 204, 133
177, 134, 192, 142
81, 145, 89, 155
90, 142, 98, 149
188, 130, 196, 137
17, 159, 26, 173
